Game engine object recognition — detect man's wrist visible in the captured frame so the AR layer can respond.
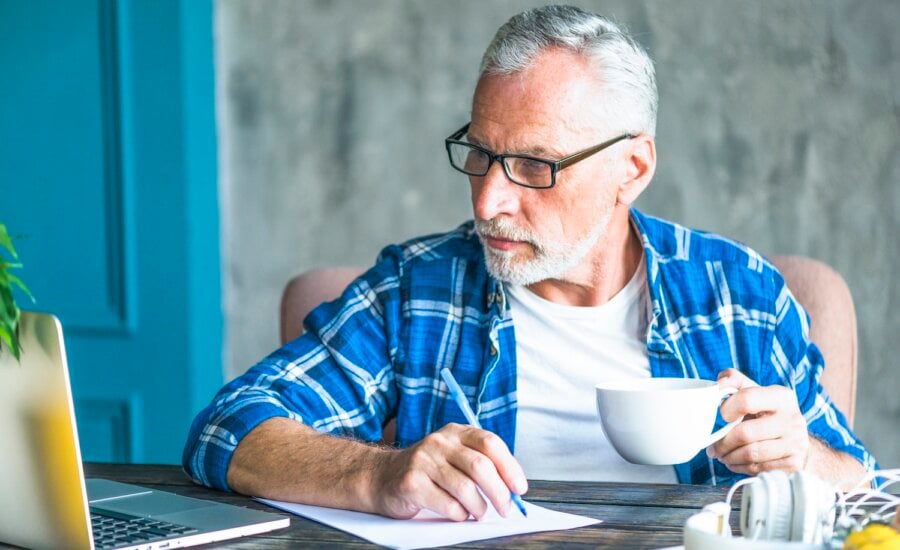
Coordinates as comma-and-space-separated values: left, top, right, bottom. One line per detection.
802, 433, 815, 471
804, 435, 867, 490
353, 444, 395, 514
804, 435, 829, 475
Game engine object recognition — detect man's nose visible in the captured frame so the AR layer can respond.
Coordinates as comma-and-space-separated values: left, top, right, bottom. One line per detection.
471, 160, 520, 220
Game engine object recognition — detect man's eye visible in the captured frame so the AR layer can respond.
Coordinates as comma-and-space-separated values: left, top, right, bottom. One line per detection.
516, 158, 550, 175
464, 150, 489, 171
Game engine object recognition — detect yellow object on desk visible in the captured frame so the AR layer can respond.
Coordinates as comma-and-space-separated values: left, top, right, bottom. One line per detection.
843, 523, 900, 550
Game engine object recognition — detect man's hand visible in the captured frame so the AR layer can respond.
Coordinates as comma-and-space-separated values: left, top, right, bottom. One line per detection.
707, 369, 810, 475
370, 423, 528, 521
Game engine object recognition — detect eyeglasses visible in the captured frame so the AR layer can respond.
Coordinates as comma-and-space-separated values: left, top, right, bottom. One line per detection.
444, 123, 635, 189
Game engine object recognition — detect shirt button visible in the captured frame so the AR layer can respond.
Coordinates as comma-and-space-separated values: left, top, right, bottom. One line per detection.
489, 345, 497, 356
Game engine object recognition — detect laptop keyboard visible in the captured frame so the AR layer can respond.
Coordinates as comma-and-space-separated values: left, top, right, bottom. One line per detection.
90, 507, 199, 549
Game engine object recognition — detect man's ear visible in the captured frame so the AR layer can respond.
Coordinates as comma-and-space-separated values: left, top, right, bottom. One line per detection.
617, 134, 656, 206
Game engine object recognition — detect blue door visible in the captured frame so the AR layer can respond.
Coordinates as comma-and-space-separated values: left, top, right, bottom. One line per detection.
0, 0, 222, 464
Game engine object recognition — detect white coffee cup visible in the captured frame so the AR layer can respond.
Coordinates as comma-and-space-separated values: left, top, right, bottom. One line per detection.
595, 377, 742, 465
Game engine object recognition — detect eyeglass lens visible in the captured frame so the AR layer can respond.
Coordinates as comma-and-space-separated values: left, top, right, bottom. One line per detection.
447, 143, 553, 187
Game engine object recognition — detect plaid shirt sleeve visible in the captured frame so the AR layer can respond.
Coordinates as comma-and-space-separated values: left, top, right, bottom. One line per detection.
182, 247, 406, 491
763, 269, 877, 472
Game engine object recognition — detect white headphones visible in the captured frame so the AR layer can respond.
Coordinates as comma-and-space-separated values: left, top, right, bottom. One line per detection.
738, 470, 837, 543
685, 469, 900, 550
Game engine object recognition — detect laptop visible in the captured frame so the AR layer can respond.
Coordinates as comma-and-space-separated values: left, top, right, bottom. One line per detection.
0, 311, 290, 549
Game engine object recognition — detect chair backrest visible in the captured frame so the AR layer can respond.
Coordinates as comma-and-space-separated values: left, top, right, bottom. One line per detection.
279, 266, 365, 346
279, 256, 857, 426
278, 266, 392, 444
769, 255, 857, 426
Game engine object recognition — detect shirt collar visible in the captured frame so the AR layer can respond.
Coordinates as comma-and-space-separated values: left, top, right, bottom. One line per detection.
482, 208, 677, 356
629, 209, 676, 356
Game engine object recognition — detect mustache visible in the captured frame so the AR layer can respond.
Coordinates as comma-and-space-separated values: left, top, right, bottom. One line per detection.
475, 218, 540, 248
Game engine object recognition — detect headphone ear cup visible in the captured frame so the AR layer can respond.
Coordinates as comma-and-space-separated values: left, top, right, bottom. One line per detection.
790, 471, 837, 543
764, 470, 794, 541
740, 471, 793, 540
740, 476, 768, 539
790, 471, 815, 542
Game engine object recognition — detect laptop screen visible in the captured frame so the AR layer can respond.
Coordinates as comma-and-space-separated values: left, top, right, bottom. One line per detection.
0, 312, 94, 548
0, 312, 290, 550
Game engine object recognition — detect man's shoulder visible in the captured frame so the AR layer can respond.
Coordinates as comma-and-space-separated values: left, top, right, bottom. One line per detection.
633, 210, 787, 340
633, 209, 775, 276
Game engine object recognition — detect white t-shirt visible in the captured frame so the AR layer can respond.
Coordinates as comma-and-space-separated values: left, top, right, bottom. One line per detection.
508, 257, 678, 482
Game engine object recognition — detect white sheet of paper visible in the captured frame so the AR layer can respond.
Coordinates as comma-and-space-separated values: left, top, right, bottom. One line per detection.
257, 497, 601, 549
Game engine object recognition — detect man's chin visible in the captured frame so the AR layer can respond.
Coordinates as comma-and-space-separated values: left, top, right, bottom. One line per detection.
483, 252, 550, 286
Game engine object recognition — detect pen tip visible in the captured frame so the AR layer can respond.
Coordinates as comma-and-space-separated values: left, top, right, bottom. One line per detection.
512, 496, 527, 517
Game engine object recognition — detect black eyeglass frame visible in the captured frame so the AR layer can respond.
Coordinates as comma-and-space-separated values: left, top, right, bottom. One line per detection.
444, 123, 636, 189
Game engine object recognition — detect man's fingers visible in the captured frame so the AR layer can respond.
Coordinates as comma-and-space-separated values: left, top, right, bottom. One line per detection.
459, 427, 528, 495
431, 461, 489, 520
446, 446, 513, 518
717, 368, 758, 390
412, 428, 491, 520
719, 384, 794, 421
709, 375, 812, 479
377, 424, 528, 521
716, 436, 792, 467
378, 462, 471, 521
708, 414, 810, 476
417, 478, 472, 522
719, 455, 806, 476
709, 416, 784, 458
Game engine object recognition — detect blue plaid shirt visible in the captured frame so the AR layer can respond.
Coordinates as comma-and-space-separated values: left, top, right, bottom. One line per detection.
183, 209, 874, 490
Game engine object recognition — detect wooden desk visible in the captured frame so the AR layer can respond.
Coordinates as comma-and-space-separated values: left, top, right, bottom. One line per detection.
85, 463, 731, 549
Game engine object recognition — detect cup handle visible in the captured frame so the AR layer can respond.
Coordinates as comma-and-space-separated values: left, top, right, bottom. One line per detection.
703, 386, 744, 448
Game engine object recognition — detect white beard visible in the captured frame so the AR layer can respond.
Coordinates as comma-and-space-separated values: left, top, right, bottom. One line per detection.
476, 206, 614, 286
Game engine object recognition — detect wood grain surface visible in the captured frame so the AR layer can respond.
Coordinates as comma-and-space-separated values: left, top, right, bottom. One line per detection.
82, 463, 736, 549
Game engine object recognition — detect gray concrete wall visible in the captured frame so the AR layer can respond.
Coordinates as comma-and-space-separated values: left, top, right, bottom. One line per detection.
215, 1, 899, 467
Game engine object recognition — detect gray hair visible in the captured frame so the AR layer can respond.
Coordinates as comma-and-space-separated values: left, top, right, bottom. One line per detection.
480, 5, 658, 136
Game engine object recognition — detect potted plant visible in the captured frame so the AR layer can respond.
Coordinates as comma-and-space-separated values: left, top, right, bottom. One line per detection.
0, 223, 33, 361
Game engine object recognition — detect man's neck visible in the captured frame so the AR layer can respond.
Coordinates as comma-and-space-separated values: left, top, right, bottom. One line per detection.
524, 206, 643, 307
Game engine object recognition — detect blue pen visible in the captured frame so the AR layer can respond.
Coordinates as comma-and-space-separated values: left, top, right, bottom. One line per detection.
439, 368, 528, 518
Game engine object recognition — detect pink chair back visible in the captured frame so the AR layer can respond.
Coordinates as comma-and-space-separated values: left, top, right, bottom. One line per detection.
770, 255, 857, 426
279, 267, 364, 346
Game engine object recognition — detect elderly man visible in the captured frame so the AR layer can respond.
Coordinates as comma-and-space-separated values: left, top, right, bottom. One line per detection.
184, 5, 873, 521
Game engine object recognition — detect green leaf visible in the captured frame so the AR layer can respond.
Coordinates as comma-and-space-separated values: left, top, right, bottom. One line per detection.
0, 224, 17, 259
6, 273, 34, 302
0, 223, 28, 362
0, 313, 14, 334
0, 284, 16, 317
1, 300, 20, 325
0, 308, 13, 328
0, 323, 20, 361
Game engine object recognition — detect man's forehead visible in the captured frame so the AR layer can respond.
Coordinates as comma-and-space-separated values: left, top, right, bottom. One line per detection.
468, 57, 607, 152
467, 110, 578, 155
